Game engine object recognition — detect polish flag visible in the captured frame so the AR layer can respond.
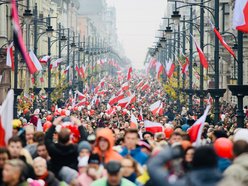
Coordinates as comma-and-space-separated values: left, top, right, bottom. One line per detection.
141, 82, 149, 91
64, 65, 70, 74
165, 59, 175, 78
136, 80, 144, 89
121, 82, 129, 91
192, 35, 208, 69
157, 103, 164, 116
138, 108, 144, 121
0, 90, 14, 146
188, 105, 211, 145
117, 97, 130, 108
233, 1, 248, 33
126, 90, 132, 97
80, 65, 86, 79
209, 20, 236, 58
156, 62, 164, 79
127, 67, 132, 81
116, 93, 125, 102
148, 57, 157, 69
109, 95, 118, 106
11, 0, 38, 74
76, 98, 87, 106
182, 57, 189, 74
29, 50, 43, 72
6, 42, 14, 71
144, 120, 163, 134
50, 58, 62, 69
130, 113, 138, 128
129, 93, 136, 104
39, 55, 51, 64
76, 90, 86, 100
150, 100, 161, 115
106, 105, 115, 115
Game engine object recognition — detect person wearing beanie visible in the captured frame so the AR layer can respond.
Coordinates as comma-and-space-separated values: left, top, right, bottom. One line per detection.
78, 141, 92, 158
148, 145, 223, 186
77, 153, 106, 186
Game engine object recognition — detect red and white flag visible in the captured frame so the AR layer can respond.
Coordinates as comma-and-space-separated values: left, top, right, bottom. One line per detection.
141, 81, 149, 91
127, 67, 132, 81
117, 97, 130, 108
165, 59, 175, 78
191, 35, 208, 69
39, 55, 51, 64
188, 105, 211, 146
233, 1, 248, 33
29, 50, 43, 72
149, 100, 161, 115
0, 90, 14, 147
11, 0, 37, 74
157, 102, 164, 116
76, 90, 86, 100
144, 120, 163, 134
156, 62, 164, 80
209, 20, 236, 58
136, 80, 144, 89
182, 57, 189, 74
130, 113, 138, 128
64, 65, 70, 74
109, 95, 118, 106
121, 82, 129, 91
138, 108, 143, 121
6, 42, 14, 71
129, 93, 136, 104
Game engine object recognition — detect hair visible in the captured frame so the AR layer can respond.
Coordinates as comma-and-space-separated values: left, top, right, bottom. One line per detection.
192, 146, 217, 169
123, 155, 141, 176
8, 136, 23, 146
33, 132, 45, 143
33, 157, 47, 168
58, 128, 70, 144
142, 131, 154, 139
4, 159, 28, 182
124, 128, 139, 138
37, 142, 46, 148
233, 140, 248, 157
0, 147, 10, 159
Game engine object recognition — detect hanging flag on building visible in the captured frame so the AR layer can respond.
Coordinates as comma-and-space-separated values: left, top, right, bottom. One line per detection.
233, 1, 248, 33
6, 42, 14, 71
165, 59, 175, 78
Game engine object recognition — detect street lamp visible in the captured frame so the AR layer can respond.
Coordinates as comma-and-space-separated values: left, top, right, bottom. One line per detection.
171, 10, 181, 27
71, 42, 77, 52
23, 9, 33, 25
46, 25, 54, 38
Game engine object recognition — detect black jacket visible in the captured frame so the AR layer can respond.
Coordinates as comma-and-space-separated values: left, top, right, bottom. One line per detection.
45, 125, 87, 177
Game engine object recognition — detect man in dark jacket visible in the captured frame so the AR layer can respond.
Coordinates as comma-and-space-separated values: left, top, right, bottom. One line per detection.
148, 145, 222, 186
45, 116, 88, 177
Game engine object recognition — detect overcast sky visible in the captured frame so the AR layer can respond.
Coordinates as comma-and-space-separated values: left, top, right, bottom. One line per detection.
106, 0, 167, 69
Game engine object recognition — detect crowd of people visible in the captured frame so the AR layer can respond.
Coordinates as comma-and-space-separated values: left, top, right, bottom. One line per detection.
1, 76, 248, 186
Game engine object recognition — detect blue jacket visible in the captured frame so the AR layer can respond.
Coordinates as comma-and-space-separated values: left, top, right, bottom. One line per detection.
120, 146, 148, 165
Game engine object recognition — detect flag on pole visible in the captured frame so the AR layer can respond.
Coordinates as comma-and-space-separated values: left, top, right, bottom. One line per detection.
127, 67, 132, 81
136, 80, 144, 89
64, 65, 70, 74
156, 62, 164, 80
121, 82, 129, 91
11, 0, 37, 74
188, 105, 211, 146
6, 42, 14, 71
233, 1, 248, 33
144, 120, 163, 134
182, 57, 189, 74
0, 90, 14, 146
109, 95, 118, 106
149, 100, 161, 115
165, 59, 175, 78
138, 108, 143, 121
191, 35, 208, 69
130, 113, 138, 128
29, 50, 43, 72
141, 81, 149, 91
117, 97, 130, 108
209, 20, 236, 58
39, 55, 51, 64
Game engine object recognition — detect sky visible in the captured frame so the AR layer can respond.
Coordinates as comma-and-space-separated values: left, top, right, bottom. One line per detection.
106, 0, 167, 69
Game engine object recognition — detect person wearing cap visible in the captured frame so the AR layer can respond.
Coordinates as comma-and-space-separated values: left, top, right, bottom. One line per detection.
91, 161, 136, 186
224, 129, 248, 185
77, 153, 106, 186
78, 141, 92, 158
93, 128, 123, 164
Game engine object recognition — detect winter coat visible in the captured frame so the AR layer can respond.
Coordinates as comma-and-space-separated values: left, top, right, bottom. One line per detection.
148, 146, 222, 186
45, 125, 88, 177
91, 178, 136, 186
36, 171, 60, 186
120, 146, 148, 165
93, 128, 123, 164
224, 153, 248, 186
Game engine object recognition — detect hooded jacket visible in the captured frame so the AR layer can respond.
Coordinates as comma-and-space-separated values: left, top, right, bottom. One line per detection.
224, 153, 248, 186
94, 128, 123, 164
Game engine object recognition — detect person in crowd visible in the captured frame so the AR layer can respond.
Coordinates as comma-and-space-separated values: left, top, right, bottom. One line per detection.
182, 147, 194, 172
77, 153, 106, 186
148, 145, 222, 186
91, 161, 136, 186
1, 159, 28, 186
78, 141, 92, 159
121, 155, 141, 183
142, 132, 154, 141
44, 116, 88, 177
93, 128, 123, 164
33, 157, 60, 186
168, 132, 183, 145
120, 129, 148, 165
36, 143, 50, 161
0, 148, 10, 185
